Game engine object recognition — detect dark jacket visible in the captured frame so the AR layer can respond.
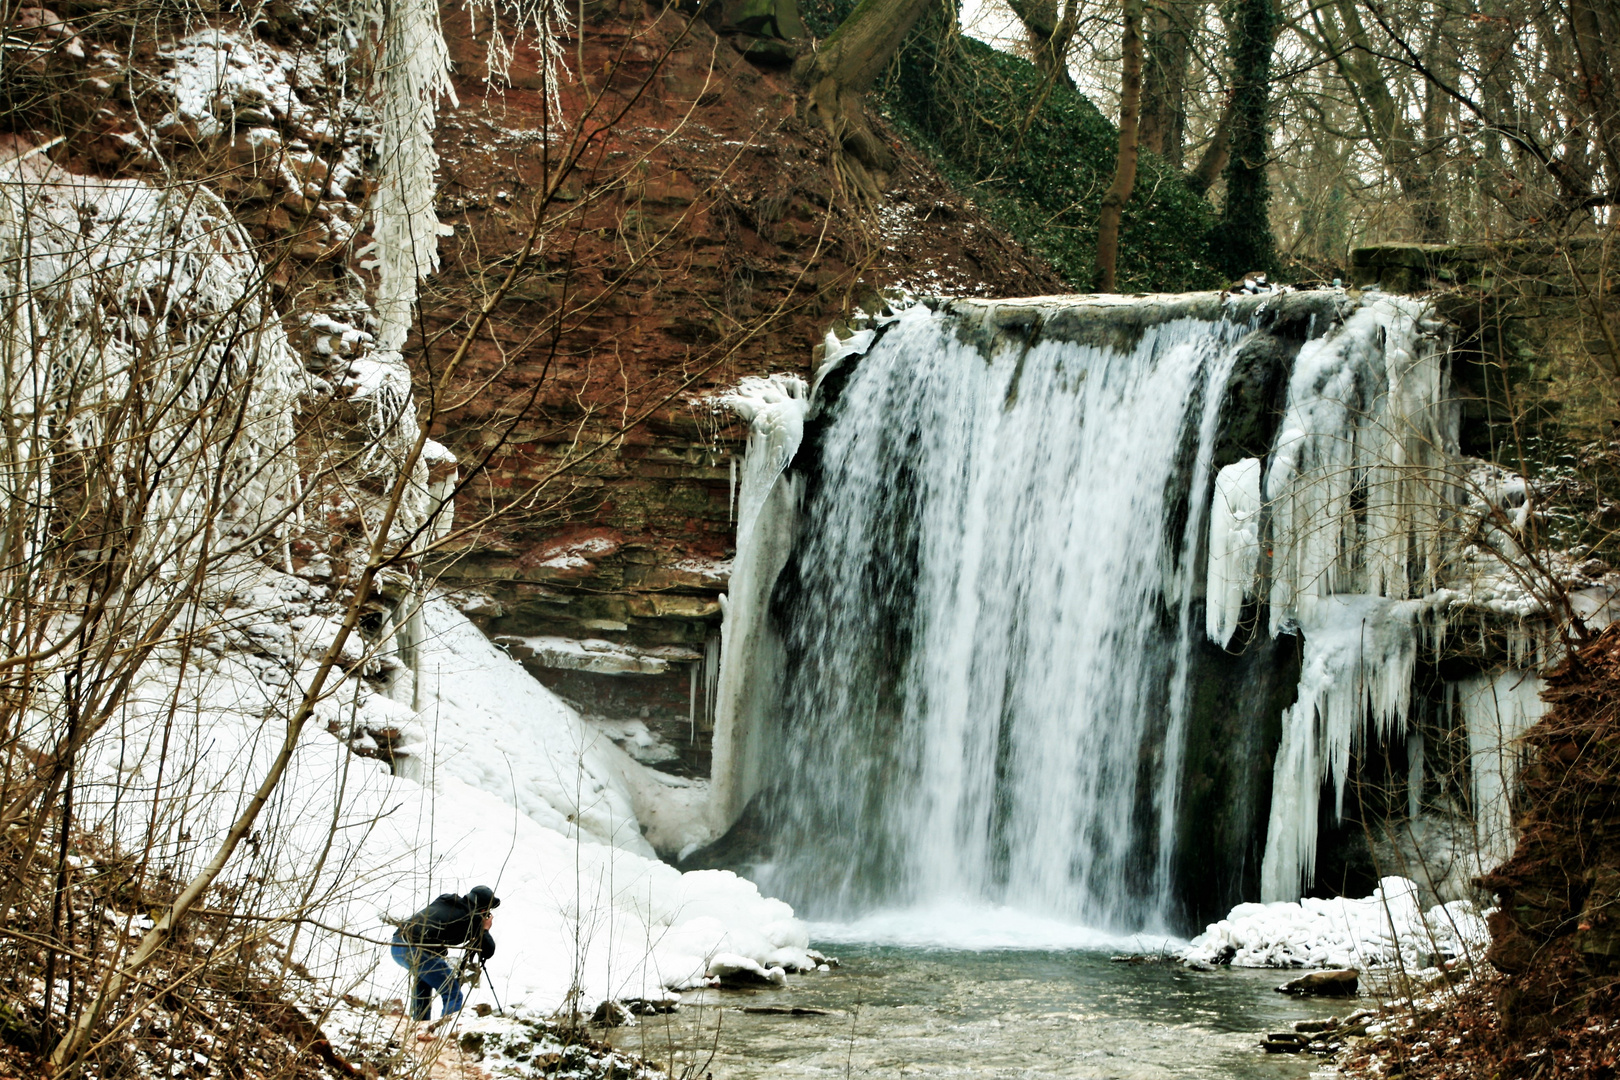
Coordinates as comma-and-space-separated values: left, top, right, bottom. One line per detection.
398, 892, 496, 960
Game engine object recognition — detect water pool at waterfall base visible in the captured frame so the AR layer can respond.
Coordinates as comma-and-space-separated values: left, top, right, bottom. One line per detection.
607, 944, 1351, 1079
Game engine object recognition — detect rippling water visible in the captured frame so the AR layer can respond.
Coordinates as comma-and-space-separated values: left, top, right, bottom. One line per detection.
610, 944, 1348, 1079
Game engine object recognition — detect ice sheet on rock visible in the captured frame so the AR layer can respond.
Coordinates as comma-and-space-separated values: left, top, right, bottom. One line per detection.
1206, 457, 1263, 646
710, 374, 809, 834
1260, 595, 1424, 902
1456, 670, 1546, 875
1182, 876, 1490, 970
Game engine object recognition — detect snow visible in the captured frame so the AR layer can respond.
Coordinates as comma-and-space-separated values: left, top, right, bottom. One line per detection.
159, 30, 317, 140
1205, 457, 1262, 647
69, 569, 812, 1014
1260, 595, 1424, 901
1182, 876, 1490, 971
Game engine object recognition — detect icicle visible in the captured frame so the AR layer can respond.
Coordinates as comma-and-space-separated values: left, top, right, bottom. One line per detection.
1406, 728, 1424, 822
1259, 595, 1422, 901
729, 455, 737, 524
688, 661, 698, 741
1205, 457, 1263, 646
704, 630, 722, 730
1456, 670, 1546, 875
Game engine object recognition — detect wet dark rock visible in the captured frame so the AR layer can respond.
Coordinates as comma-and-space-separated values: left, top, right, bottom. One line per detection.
739, 1006, 834, 1016
1276, 968, 1359, 996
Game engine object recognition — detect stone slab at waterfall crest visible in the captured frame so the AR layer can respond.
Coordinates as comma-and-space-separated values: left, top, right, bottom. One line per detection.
708, 289, 1549, 931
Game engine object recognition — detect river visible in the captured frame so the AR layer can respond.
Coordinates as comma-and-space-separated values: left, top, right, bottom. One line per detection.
610, 942, 1349, 1079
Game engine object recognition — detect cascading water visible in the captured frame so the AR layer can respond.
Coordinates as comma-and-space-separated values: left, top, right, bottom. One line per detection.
714, 288, 1542, 935
750, 299, 1263, 929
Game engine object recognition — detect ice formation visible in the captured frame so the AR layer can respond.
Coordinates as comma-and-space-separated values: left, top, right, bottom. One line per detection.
365, 0, 456, 355
709, 375, 809, 834
1259, 595, 1425, 901
1264, 296, 1456, 632
1457, 670, 1547, 874
1183, 876, 1490, 970
0, 144, 310, 580
1205, 457, 1263, 647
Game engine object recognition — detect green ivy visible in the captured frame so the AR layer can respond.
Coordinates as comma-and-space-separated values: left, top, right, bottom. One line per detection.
802, 0, 1223, 293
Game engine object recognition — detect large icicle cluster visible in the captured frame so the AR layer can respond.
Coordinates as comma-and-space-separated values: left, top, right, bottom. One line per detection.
362, 0, 456, 356
1259, 595, 1425, 900
0, 146, 309, 578
1264, 296, 1456, 631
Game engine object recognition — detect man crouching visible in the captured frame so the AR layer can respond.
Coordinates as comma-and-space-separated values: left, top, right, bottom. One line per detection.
391, 885, 499, 1023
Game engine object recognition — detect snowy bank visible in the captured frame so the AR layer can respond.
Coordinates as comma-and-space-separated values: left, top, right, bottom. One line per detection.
73, 561, 811, 1015
1181, 877, 1489, 971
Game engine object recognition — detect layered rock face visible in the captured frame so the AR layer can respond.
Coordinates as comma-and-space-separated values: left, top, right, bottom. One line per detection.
414, 1, 1060, 742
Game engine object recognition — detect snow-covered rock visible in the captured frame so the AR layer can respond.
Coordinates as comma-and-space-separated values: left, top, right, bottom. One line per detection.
1181, 876, 1490, 971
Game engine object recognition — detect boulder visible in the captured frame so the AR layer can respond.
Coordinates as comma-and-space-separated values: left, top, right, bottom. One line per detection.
1276, 968, 1358, 997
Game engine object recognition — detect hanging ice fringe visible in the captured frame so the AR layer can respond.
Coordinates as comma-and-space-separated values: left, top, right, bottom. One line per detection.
465, 0, 573, 110
350, 0, 569, 533
361, 0, 571, 356
364, 0, 458, 355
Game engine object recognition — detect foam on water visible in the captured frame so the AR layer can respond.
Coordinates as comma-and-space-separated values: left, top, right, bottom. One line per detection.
809, 902, 1186, 953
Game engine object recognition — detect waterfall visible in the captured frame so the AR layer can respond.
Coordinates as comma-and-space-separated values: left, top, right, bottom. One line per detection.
712, 289, 1546, 933
747, 297, 1271, 929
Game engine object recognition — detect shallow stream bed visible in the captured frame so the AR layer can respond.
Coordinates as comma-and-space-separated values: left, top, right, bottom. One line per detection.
611, 945, 1350, 1079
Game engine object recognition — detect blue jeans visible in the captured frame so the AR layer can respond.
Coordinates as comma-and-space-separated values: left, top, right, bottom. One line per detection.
390, 939, 464, 1021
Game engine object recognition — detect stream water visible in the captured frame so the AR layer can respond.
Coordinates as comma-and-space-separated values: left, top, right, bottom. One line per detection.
613, 942, 1347, 1079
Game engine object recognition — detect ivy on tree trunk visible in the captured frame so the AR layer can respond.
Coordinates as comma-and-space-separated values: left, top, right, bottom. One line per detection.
1209, 0, 1276, 277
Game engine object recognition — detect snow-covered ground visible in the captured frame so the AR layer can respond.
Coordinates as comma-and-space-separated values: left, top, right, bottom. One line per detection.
72, 559, 811, 1019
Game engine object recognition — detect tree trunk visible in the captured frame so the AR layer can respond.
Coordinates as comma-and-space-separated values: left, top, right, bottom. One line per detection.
1186, 93, 1234, 194
1140, 0, 1197, 167
1094, 0, 1145, 292
792, 0, 933, 193
1311, 0, 1446, 240
1210, 0, 1276, 276
1008, 0, 1080, 91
